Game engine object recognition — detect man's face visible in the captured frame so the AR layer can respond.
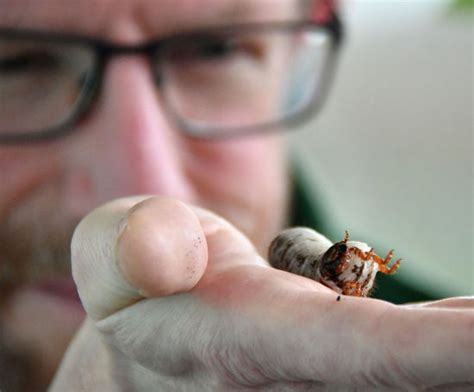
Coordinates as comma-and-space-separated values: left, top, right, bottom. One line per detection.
0, 0, 299, 388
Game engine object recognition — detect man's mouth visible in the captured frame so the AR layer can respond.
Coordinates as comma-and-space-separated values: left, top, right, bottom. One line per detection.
35, 278, 82, 306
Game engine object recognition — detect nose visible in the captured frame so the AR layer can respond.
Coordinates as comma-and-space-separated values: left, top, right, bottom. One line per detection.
63, 56, 196, 211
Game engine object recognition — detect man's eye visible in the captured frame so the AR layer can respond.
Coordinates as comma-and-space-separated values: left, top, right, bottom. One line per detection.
169, 36, 240, 63
0, 51, 58, 73
193, 38, 238, 60
168, 35, 264, 66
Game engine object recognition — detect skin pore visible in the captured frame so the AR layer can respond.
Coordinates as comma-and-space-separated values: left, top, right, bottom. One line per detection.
0, 0, 302, 389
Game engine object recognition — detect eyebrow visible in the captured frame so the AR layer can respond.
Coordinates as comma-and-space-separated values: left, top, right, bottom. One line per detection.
0, 0, 299, 43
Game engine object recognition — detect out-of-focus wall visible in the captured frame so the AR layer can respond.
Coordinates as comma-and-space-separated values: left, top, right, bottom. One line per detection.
291, 0, 473, 297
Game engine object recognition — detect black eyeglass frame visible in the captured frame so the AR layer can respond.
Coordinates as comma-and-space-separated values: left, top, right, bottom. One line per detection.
0, 14, 343, 144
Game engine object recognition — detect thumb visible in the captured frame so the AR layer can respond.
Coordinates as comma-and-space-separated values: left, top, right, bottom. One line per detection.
71, 196, 208, 321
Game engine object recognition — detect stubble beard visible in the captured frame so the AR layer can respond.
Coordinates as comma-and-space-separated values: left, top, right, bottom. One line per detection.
0, 197, 79, 391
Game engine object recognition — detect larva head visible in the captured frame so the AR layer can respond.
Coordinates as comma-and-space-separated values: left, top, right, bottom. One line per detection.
319, 239, 378, 296
318, 241, 349, 279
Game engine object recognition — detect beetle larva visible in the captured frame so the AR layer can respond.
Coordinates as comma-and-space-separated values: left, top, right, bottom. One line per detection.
268, 227, 401, 297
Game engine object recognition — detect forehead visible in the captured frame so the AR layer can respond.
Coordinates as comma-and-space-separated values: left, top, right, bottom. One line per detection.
0, 0, 302, 42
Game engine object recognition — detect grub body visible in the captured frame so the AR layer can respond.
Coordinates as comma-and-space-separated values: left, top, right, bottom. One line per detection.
268, 227, 400, 297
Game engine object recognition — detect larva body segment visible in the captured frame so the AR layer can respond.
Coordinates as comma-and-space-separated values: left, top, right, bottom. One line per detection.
268, 227, 401, 297
268, 227, 332, 280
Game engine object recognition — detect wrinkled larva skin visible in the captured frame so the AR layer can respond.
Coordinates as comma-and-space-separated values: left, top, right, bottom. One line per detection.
268, 227, 401, 297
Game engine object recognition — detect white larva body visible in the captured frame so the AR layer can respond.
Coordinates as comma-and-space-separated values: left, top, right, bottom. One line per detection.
268, 227, 399, 297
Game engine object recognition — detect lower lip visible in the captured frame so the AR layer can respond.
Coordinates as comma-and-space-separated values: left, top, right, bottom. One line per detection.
36, 280, 83, 306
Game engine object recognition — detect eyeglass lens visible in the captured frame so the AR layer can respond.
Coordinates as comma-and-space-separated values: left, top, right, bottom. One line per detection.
0, 36, 95, 136
159, 27, 331, 135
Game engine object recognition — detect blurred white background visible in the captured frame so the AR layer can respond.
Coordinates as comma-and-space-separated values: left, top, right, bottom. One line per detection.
292, 0, 473, 297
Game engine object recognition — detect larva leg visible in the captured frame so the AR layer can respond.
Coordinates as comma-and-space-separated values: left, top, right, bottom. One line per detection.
370, 250, 401, 274
343, 230, 349, 243
365, 248, 374, 261
341, 281, 364, 297
378, 258, 401, 275
380, 249, 394, 265
349, 247, 373, 262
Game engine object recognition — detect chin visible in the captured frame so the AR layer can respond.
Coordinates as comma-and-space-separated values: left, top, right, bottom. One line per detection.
1, 281, 86, 390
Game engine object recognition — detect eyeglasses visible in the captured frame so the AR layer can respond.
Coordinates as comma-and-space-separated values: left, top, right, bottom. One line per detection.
0, 16, 343, 144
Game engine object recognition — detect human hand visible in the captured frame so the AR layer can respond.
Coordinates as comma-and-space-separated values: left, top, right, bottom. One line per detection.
50, 196, 474, 391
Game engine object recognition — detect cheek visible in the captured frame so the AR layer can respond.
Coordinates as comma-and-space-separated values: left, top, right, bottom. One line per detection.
0, 146, 63, 219
184, 136, 286, 190
182, 135, 289, 252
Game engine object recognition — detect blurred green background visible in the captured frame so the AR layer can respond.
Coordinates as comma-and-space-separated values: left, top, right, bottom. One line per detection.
453, 0, 474, 10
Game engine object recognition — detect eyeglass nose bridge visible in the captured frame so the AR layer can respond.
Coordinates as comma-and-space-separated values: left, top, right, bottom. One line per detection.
99, 41, 160, 56
96, 41, 165, 87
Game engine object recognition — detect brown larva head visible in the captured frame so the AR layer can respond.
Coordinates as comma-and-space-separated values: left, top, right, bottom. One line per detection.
319, 241, 349, 279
